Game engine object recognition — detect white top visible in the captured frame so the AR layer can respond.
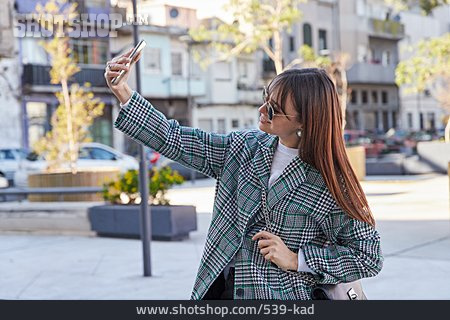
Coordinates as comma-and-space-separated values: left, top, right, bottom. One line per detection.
223, 140, 316, 279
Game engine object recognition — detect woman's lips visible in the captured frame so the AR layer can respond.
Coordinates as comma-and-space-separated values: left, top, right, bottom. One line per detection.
259, 116, 269, 123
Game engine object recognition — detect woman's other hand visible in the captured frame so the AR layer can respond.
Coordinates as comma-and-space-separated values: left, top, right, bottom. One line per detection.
252, 230, 298, 272
104, 47, 143, 104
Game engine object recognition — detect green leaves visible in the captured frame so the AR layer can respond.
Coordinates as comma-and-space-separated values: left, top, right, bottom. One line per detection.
395, 33, 450, 96
188, 0, 304, 74
384, 0, 449, 15
102, 167, 185, 205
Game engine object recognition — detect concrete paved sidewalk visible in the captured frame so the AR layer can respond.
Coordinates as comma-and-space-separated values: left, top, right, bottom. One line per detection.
0, 174, 449, 299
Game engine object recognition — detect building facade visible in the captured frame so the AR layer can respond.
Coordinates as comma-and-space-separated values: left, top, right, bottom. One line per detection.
15, 0, 115, 151
114, 2, 263, 138
397, 4, 449, 132
0, 0, 22, 149
339, 0, 404, 133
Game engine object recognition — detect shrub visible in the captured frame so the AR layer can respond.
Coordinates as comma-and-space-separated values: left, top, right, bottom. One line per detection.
102, 166, 185, 205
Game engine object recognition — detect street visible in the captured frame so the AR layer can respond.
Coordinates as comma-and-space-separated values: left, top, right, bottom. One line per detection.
0, 173, 449, 299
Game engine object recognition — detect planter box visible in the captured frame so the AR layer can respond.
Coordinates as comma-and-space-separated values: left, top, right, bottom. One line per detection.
88, 204, 197, 241
28, 169, 119, 202
346, 146, 366, 180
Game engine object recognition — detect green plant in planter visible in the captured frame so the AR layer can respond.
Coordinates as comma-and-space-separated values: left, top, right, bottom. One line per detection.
102, 167, 185, 205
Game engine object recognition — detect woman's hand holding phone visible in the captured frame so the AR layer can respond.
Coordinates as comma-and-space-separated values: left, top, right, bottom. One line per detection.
104, 47, 143, 105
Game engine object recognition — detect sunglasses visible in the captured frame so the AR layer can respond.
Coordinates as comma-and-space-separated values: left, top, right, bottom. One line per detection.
262, 86, 297, 122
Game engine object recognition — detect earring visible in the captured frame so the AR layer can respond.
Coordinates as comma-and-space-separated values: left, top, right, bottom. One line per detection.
296, 130, 302, 138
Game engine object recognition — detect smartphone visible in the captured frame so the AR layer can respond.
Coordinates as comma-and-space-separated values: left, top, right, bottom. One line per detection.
111, 39, 147, 85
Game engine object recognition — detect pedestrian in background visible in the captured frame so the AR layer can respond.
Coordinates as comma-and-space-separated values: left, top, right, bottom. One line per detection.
105, 49, 383, 300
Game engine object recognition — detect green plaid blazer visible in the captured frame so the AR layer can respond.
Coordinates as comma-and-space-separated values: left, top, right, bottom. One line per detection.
114, 92, 384, 300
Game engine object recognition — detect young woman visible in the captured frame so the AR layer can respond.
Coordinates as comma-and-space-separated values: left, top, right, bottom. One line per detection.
104, 50, 383, 300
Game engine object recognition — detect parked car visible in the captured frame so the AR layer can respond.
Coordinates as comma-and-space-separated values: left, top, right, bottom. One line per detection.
0, 175, 8, 188
146, 149, 209, 180
0, 148, 31, 186
13, 142, 139, 187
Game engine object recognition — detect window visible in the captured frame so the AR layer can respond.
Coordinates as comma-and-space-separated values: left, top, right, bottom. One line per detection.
382, 91, 388, 104
79, 148, 90, 160
382, 50, 391, 66
351, 90, 357, 104
198, 119, 213, 132
217, 119, 226, 134
318, 29, 327, 51
232, 119, 239, 128
407, 113, 413, 128
303, 23, 312, 47
26, 101, 48, 148
419, 112, 424, 130
90, 106, 113, 146
353, 111, 359, 128
362, 90, 368, 104
375, 111, 379, 129
171, 52, 182, 76
357, 45, 368, 62
85, 148, 116, 160
289, 36, 295, 52
70, 39, 108, 65
0, 150, 15, 160
427, 112, 435, 130
372, 91, 378, 104
144, 48, 161, 73
238, 61, 248, 79
393, 111, 397, 128
382, 111, 389, 131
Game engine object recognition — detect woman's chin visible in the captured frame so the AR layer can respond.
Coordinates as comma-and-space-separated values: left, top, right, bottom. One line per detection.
258, 121, 271, 133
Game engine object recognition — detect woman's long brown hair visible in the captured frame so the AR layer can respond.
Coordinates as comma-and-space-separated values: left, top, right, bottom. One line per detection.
268, 68, 375, 227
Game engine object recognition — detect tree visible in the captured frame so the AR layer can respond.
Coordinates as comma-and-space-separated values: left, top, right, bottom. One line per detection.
299, 45, 352, 130
396, 34, 450, 141
386, 0, 450, 141
189, 0, 353, 129
189, 0, 306, 75
32, 0, 104, 172
385, 0, 449, 14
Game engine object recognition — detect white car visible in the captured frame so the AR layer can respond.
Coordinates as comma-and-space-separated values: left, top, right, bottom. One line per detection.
13, 142, 139, 187
0, 148, 30, 186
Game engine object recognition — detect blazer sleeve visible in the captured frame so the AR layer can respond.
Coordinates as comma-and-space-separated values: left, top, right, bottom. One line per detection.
114, 91, 240, 179
301, 205, 384, 284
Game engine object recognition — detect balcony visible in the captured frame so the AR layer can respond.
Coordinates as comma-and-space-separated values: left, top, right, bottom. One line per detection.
347, 63, 396, 84
368, 18, 405, 40
22, 64, 108, 89
237, 83, 262, 105
166, 77, 206, 97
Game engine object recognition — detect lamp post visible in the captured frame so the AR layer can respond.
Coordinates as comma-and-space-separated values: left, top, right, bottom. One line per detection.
132, 0, 152, 277
179, 35, 196, 183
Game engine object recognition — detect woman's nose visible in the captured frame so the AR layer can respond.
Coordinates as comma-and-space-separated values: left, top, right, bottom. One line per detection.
258, 104, 266, 114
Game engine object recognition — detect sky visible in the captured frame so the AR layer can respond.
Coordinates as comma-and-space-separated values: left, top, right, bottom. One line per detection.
159, 0, 231, 19
113, 0, 233, 21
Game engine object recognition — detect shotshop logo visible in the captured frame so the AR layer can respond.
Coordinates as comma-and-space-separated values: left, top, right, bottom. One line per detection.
14, 13, 152, 38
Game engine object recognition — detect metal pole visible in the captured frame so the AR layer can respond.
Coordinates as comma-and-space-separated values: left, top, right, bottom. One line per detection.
132, 0, 152, 277
187, 42, 196, 183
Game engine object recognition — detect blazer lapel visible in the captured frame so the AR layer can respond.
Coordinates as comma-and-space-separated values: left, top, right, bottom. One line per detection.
246, 132, 310, 229
244, 133, 277, 228
266, 156, 308, 211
